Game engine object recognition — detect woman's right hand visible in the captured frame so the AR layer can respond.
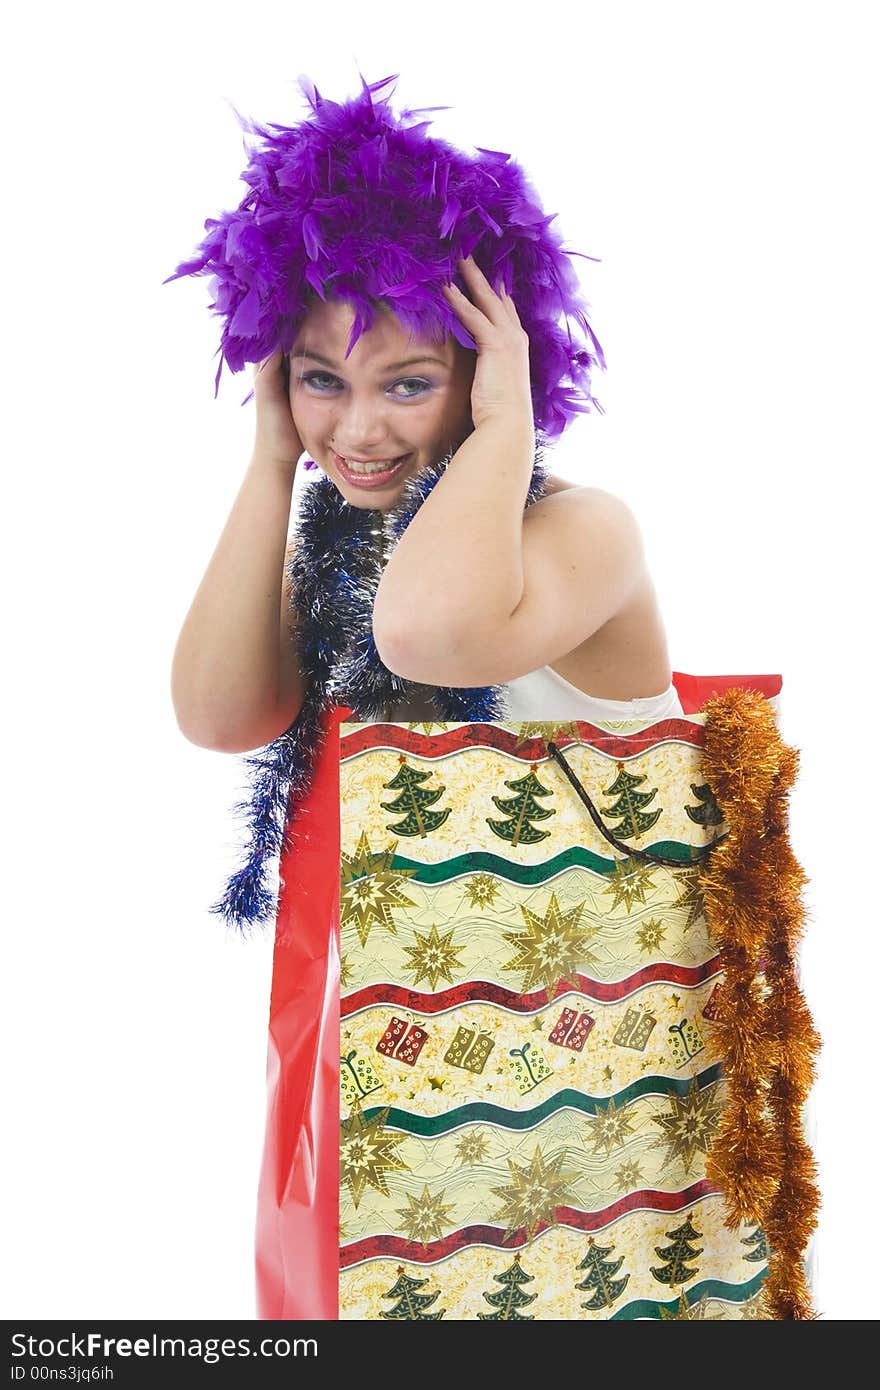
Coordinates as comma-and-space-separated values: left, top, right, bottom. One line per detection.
252, 349, 304, 468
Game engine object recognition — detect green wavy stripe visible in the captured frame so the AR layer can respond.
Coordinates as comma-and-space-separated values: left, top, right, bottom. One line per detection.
609, 1269, 767, 1319
363, 1063, 724, 1135
392, 842, 701, 883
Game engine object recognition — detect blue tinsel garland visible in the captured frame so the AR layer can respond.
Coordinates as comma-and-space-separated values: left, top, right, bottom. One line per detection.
211, 434, 549, 933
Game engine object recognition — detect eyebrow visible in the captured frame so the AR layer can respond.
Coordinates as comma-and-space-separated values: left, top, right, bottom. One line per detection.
290, 350, 451, 372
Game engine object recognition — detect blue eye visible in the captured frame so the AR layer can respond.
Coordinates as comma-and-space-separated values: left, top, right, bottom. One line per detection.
393, 378, 432, 398
301, 372, 431, 398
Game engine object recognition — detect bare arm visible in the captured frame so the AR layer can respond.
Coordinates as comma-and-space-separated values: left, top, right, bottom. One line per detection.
171, 350, 307, 752
170, 450, 307, 750
372, 413, 534, 651
374, 484, 646, 689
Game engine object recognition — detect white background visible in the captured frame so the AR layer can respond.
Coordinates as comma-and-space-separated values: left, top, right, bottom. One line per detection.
3, 0, 877, 1321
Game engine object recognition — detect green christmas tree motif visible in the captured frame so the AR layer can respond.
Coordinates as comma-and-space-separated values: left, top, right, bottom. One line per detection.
379, 1266, 445, 1319
575, 1236, 630, 1310
601, 761, 662, 841
477, 1252, 538, 1319
650, 1215, 704, 1286
486, 762, 556, 846
380, 755, 451, 838
741, 1225, 770, 1262
684, 781, 725, 830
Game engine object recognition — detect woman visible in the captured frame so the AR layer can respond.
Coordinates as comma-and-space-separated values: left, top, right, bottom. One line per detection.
276, 262, 680, 726
165, 73, 818, 1321
167, 71, 683, 930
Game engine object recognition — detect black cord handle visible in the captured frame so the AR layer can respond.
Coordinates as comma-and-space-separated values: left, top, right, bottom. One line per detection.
545, 739, 726, 868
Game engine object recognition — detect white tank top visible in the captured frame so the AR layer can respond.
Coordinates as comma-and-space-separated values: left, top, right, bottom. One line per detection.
502, 663, 686, 722
382, 664, 685, 723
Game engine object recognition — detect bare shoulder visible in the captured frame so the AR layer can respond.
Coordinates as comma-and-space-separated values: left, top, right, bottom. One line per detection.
540, 471, 580, 497
543, 473, 640, 518
535, 484, 673, 700
534, 478, 645, 558
580, 484, 644, 549
544, 474, 636, 510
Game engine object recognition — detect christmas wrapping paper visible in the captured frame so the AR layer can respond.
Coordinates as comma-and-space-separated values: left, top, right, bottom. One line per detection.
255, 672, 811, 1320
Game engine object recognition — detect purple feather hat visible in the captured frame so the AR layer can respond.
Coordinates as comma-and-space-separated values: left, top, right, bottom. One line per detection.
164, 69, 606, 433
164, 71, 607, 932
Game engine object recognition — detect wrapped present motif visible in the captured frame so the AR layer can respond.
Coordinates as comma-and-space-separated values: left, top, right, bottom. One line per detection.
549, 1007, 596, 1051
377, 1016, 429, 1065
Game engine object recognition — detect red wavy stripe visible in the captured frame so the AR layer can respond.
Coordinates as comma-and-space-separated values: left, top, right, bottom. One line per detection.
341, 959, 721, 1017
339, 718, 704, 762
339, 1180, 719, 1267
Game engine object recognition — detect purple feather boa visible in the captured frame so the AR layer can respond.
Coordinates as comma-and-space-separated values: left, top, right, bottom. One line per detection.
163, 70, 606, 440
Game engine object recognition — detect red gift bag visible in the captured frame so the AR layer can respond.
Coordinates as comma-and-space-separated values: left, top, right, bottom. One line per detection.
255, 669, 809, 1320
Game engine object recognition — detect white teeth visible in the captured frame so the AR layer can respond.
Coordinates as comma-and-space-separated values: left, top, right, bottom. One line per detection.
343, 457, 404, 475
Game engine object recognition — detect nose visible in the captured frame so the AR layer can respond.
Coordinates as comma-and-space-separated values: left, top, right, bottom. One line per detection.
330, 395, 398, 456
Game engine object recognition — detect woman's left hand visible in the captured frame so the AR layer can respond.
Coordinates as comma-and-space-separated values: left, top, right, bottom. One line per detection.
441, 256, 534, 433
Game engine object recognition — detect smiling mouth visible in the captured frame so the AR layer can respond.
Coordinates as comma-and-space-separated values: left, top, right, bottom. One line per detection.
332, 451, 411, 484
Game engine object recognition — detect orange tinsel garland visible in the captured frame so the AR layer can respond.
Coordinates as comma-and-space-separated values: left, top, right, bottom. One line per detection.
699, 688, 822, 1319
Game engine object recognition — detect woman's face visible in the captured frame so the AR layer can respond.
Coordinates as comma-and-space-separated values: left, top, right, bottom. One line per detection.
288, 296, 476, 508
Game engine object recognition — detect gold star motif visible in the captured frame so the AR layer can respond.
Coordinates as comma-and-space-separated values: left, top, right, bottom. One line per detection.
503, 891, 598, 999
583, 1095, 637, 1156
490, 1144, 580, 1243
340, 1106, 409, 1210
339, 951, 355, 990
604, 856, 658, 913
669, 865, 706, 932
340, 831, 417, 948
511, 720, 580, 751
650, 1075, 724, 1173
659, 1285, 725, 1320
636, 917, 667, 954
455, 1130, 491, 1166
738, 1288, 771, 1319
614, 1159, 644, 1191
402, 922, 465, 991
463, 872, 500, 910
395, 1184, 456, 1247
